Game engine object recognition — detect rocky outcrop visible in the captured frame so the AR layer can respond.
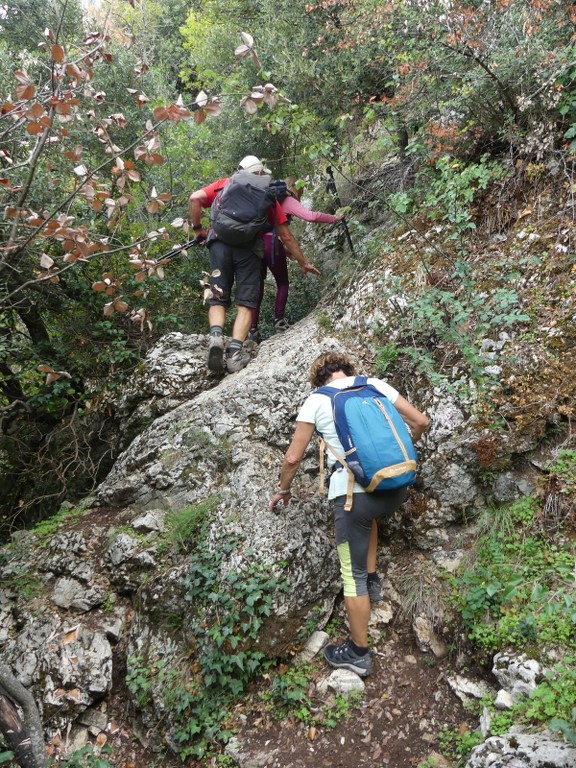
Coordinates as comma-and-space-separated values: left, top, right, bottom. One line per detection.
1, 297, 570, 761
465, 727, 576, 768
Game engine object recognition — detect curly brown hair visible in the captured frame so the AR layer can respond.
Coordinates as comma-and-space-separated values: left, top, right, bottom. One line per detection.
309, 352, 356, 387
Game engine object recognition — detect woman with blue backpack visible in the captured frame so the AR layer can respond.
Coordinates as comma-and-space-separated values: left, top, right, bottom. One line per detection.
269, 352, 429, 677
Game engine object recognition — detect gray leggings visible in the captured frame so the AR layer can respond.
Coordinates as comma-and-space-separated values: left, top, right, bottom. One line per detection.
333, 489, 408, 597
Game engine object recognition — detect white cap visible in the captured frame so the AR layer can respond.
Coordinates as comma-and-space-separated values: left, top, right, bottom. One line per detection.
238, 155, 271, 175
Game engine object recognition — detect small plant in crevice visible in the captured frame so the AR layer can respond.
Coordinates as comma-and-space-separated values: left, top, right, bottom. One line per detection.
479, 660, 576, 745
164, 496, 219, 553
546, 449, 576, 496
261, 662, 362, 729
126, 524, 285, 761
374, 342, 400, 377
54, 743, 115, 768
30, 505, 85, 544
438, 724, 484, 767
523, 660, 576, 728
261, 663, 312, 720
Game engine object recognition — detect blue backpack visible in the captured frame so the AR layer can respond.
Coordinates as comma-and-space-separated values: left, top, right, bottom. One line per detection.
315, 376, 417, 510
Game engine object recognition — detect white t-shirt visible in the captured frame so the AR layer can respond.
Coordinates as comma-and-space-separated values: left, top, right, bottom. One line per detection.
296, 376, 400, 499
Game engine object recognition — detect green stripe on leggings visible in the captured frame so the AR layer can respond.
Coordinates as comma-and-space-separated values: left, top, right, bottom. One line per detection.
337, 541, 357, 597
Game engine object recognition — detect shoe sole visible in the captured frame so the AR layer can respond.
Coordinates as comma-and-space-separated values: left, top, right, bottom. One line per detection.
226, 360, 250, 373
323, 651, 373, 677
207, 346, 224, 372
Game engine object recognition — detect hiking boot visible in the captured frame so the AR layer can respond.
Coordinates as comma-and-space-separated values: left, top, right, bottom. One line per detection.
367, 575, 383, 605
323, 640, 374, 677
226, 348, 252, 373
248, 327, 261, 344
207, 334, 224, 372
274, 317, 290, 333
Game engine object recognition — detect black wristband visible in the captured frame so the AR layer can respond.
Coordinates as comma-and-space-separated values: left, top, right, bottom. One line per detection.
193, 224, 203, 231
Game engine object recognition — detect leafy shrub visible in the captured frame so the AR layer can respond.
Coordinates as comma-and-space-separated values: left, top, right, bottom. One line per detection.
454, 497, 576, 654
126, 523, 285, 760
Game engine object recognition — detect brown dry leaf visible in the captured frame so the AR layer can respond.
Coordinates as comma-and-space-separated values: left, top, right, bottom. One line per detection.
51, 43, 65, 62
204, 101, 222, 117
307, 726, 317, 741
371, 744, 382, 760
65, 62, 83, 79
152, 105, 168, 121
16, 83, 36, 100
95, 733, 107, 747
26, 121, 42, 135
14, 70, 30, 85
60, 627, 79, 644
28, 102, 44, 118
235, 44, 251, 58
66, 689, 82, 702
240, 97, 258, 115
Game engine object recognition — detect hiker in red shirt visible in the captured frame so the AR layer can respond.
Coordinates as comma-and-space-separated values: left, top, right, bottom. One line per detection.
188, 156, 320, 374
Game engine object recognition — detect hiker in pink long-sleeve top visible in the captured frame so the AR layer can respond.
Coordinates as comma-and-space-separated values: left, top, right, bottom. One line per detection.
249, 178, 344, 342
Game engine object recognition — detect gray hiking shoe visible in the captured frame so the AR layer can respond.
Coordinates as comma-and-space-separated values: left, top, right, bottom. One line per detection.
274, 317, 290, 333
248, 327, 261, 344
226, 348, 251, 373
207, 334, 224, 372
323, 640, 373, 677
367, 575, 383, 605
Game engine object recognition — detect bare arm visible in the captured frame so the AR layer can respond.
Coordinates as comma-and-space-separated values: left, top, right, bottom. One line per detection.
188, 189, 209, 229
269, 421, 316, 510
393, 395, 430, 442
276, 222, 321, 276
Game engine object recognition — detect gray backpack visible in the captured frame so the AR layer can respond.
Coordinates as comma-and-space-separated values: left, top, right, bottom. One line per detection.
210, 170, 275, 245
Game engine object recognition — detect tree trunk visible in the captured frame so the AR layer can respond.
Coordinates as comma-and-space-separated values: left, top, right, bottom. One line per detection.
0, 666, 48, 768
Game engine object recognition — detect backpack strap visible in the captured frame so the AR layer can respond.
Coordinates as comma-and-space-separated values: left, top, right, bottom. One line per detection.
316, 376, 369, 512
317, 436, 355, 512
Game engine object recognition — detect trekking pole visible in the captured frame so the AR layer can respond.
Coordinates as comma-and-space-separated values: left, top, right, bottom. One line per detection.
326, 166, 356, 257
158, 236, 204, 263
137, 236, 203, 273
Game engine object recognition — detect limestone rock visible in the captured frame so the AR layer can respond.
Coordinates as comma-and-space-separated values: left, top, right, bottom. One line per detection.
492, 653, 542, 700
465, 726, 576, 768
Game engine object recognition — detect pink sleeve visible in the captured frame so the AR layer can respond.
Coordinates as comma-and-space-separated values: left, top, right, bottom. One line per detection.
281, 195, 338, 223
